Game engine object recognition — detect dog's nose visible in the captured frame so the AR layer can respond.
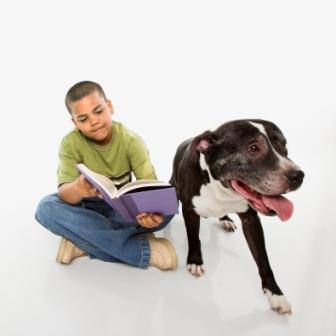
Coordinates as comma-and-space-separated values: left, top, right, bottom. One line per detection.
285, 170, 305, 188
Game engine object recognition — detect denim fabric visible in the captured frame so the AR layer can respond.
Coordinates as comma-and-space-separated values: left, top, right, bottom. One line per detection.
35, 193, 173, 268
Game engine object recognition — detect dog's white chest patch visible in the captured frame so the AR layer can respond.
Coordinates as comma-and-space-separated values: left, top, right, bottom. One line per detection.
192, 155, 249, 218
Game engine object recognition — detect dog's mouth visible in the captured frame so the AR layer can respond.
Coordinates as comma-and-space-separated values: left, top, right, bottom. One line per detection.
230, 180, 294, 221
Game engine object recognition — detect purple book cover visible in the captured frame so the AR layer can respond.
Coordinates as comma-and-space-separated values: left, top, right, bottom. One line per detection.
108, 198, 134, 221
120, 187, 179, 219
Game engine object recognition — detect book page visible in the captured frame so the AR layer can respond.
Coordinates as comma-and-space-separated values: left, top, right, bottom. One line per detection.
77, 164, 118, 197
90, 172, 118, 195
117, 180, 170, 196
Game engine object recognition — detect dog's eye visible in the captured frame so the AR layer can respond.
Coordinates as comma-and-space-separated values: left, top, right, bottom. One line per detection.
247, 145, 259, 153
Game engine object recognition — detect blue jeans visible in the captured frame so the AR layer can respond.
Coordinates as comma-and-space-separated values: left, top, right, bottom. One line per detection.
35, 193, 173, 268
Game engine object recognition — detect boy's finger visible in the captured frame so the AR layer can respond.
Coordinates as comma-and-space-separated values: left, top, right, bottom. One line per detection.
92, 189, 101, 197
79, 174, 90, 185
80, 176, 95, 190
137, 212, 148, 219
140, 216, 156, 228
145, 217, 155, 227
145, 217, 160, 228
150, 214, 163, 224
136, 214, 145, 223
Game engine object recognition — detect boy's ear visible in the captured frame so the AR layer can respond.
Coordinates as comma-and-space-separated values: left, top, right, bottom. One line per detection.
107, 99, 114, 114
71, 116, 77, 126
193, 130, 217, 153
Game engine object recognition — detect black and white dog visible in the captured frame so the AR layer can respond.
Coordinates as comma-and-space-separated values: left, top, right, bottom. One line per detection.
170, 119, 304, 315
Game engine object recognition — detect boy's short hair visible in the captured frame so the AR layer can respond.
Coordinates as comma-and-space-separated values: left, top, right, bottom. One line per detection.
65, 81, 107, 114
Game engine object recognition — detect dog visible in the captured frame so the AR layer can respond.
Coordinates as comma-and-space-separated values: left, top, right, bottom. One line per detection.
169, 119, 304, 315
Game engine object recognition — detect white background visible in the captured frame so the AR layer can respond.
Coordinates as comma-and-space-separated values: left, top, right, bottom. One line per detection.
0, 1, 335, 336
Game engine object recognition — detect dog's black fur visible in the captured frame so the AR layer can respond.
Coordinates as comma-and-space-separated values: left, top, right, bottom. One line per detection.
170, 119, 304, 314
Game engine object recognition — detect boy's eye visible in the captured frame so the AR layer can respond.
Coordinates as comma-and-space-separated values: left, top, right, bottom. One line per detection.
96, 109, 103, 114
78, 117, 87, 123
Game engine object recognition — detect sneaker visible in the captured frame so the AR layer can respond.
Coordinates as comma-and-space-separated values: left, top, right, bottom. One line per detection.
56, 237, 87, 264
147, 235, 178, 270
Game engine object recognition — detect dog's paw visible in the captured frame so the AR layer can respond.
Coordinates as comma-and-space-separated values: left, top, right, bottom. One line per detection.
219, 218, 237, 232
187, 264, 205, 278
264, 289, 292, 315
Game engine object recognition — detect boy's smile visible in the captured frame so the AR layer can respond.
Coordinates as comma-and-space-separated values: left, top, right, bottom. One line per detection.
70, 91, 114, 146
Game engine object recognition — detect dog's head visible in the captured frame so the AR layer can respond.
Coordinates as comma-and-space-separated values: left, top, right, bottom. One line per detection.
194, 119, 304, 221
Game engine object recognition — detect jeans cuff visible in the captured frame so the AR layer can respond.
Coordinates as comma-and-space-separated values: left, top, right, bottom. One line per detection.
139, 234, 150, 268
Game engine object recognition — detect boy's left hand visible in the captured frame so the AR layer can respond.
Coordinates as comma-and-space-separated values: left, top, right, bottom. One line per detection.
136, 213, 163, 228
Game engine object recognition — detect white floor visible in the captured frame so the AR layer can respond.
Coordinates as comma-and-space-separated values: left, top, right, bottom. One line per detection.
1, 1, 336, 335
1, 143, 335, 336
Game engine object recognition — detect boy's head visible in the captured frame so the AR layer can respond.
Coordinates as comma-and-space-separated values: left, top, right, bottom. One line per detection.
65, 81, 107, 114
65, 81, 114, 146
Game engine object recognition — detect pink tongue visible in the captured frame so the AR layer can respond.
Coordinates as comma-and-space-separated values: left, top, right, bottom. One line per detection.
261, 195, 294, 221
230, 180, 294, 221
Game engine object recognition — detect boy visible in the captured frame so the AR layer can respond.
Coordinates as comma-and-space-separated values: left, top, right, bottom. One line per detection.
35, 81, 178, 270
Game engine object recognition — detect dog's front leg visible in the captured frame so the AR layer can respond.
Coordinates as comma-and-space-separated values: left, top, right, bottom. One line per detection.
238, 208, 292, 315
182, 205, 205, 277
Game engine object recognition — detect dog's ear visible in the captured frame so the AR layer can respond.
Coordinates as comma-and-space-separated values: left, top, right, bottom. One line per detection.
193, 130, 217, 153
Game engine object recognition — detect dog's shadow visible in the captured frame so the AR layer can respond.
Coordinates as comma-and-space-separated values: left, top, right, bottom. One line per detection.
160, 215, 290, 334
162, 214, 242, 269
223, 308, 290, 333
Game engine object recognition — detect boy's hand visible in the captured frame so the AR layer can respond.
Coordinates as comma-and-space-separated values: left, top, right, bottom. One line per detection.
136, 213, 163, 228
75, 175, 101, 199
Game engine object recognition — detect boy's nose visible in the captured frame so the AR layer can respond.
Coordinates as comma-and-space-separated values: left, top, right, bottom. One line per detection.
90, 117, 99, 127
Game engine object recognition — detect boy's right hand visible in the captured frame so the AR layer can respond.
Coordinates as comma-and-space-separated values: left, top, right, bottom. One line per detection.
75, 175, 102, 199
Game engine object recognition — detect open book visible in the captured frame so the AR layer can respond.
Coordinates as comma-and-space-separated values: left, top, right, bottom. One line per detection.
76, 163, 179, 222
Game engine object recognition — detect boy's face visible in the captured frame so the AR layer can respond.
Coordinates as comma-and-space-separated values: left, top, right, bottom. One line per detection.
70, 90, 114, 146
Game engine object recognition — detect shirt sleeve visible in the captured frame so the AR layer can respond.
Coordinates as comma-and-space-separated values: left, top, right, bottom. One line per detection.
57, 138, 81, 187
127, 135, 157, 180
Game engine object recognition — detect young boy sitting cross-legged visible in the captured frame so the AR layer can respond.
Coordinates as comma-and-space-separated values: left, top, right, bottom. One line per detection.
35, 81, 178, 270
